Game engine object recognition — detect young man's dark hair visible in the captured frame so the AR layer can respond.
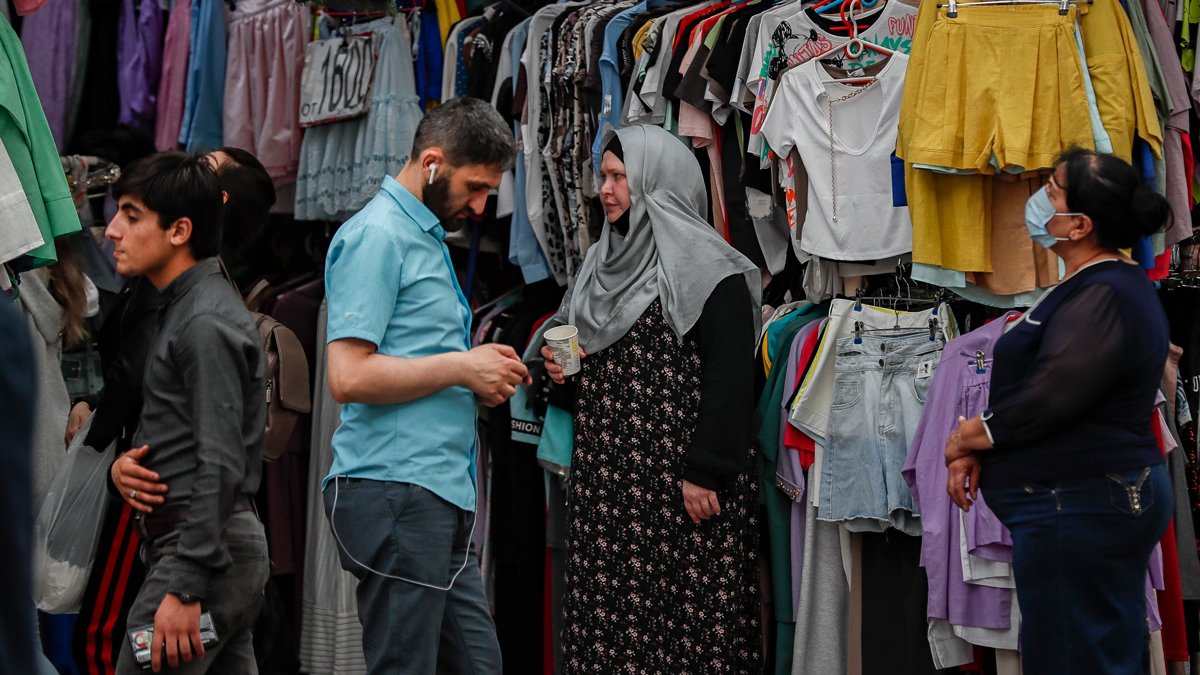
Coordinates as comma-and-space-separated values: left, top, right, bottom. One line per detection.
410, 96, 517, 171
112, 152, 224, 259
212, 147, 276, 256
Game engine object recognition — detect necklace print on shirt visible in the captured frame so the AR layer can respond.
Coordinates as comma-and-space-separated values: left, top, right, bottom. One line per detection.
758, 52, 910, 261
826, 77, 881, 223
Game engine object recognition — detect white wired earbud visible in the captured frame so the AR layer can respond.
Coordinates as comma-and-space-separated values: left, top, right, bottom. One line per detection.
428, 163, 438, 185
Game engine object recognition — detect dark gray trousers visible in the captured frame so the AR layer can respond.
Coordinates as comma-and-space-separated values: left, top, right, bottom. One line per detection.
116, 511, 268, 674
323, 478, 501, 675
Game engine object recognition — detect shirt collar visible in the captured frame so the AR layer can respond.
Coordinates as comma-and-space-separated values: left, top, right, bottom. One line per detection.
160, 257, 221, 304
379, 176, 444, 239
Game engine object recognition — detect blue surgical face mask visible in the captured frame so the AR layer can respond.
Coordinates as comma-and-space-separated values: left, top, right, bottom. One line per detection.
1025, 186, 1082, 249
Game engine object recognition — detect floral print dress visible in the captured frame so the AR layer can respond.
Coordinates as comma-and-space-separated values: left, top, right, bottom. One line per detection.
563, 299, 762, 674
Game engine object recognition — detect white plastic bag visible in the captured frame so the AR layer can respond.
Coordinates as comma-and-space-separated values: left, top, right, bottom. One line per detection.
32, 415, 115, 613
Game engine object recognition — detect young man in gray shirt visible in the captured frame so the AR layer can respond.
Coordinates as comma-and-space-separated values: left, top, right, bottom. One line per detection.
104, 153, 268, 674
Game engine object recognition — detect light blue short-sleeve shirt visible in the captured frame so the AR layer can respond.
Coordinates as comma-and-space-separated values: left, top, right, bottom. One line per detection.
324, 177, 477, 511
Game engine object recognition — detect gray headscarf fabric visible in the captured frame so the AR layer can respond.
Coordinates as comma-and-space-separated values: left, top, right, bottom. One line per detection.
556, 124, 761, 353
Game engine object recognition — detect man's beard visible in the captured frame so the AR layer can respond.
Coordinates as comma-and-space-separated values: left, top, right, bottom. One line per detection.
424, 173, 468, 231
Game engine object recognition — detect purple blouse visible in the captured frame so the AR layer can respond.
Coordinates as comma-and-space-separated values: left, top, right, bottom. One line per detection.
118, 0, 165, 131
903, 315, 1018, 630
21, 0, 74, 149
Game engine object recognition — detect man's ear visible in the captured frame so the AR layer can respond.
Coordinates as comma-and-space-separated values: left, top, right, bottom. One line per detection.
420, 147, 446, 174
167, 217, 193, 248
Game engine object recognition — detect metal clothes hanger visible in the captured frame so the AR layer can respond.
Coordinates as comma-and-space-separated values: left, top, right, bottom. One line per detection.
936, 0, 1089, 19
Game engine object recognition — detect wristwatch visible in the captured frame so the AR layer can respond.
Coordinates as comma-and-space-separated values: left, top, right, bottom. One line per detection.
173, 592, 199, 604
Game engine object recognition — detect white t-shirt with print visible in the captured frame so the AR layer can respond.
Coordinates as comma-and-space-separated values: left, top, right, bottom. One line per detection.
760, 53, 911, 261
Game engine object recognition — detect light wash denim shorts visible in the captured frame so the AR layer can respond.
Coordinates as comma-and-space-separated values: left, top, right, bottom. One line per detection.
818, 332, 944, 535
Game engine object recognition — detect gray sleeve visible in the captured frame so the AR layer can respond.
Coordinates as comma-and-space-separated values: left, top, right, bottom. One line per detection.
155, 314, 257, 599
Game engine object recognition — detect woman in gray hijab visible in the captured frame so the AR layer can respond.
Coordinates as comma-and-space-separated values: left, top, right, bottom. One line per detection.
543, 124, 763, 673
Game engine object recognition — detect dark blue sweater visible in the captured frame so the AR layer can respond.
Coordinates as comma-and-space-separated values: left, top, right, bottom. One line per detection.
981, 260, 1168, 488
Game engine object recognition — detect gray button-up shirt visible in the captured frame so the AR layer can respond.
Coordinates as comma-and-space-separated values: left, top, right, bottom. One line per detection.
134, 257, 264, 598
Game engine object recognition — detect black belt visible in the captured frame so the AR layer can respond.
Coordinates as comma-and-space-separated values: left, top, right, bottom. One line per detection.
137, 498, 255, 542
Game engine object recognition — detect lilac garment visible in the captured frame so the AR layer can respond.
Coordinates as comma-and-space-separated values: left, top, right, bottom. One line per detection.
1147, 542, 1165, 631
903, 315, 1019, 630
20, 0, 74, 149
777, 320, 818, 617
962, 493, 1012, 563
154, 0, 190, 151
117, 0, 164, 131
959, 370, 1012, 564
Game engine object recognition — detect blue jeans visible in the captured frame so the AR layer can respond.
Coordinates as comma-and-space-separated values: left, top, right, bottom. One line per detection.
323, 478, 500, 675
984, 464, 1172, 675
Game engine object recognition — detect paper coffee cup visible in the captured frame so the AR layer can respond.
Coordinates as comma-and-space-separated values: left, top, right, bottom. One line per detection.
544, 325, 581, 376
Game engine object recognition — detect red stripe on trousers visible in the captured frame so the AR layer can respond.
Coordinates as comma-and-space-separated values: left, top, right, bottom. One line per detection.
101, 519, 142, 672
87, 502, 139, 667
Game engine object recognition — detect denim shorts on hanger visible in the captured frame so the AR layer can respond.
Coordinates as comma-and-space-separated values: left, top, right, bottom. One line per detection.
818, 332, 945, 535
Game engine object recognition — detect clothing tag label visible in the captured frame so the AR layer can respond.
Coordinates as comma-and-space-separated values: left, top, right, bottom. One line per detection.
849, 68, 866, 78
299, 35, 377, 128
916, 360, 934, 379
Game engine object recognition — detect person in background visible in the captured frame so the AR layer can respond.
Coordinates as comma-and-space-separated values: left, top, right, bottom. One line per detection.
945, 149, 1173, 674
16, 235, 98, 670
67, 147, 276, 675
542, 124, 763, 673
101, 152, 268, 674
17, 237, 97, 506
0, 294, 58, 674
208, 148, 277, 285
322, 97, 525, 675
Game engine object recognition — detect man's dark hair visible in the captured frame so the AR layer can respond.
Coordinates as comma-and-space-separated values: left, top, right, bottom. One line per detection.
1060, 148, 1170, 250
411, 96, 516, 171
113, 152, 224, 259
214, 147, 276, 256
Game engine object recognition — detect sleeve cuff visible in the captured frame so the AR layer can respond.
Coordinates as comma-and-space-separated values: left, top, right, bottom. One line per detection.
158, 555, 211, 601
682, 463, 724, 491
981, 412, 996, 446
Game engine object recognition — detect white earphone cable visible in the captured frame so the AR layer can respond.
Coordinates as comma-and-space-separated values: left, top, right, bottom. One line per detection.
329, 476, 474, 592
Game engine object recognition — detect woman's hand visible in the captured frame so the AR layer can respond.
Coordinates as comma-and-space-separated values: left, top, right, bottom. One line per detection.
111, 445, 168, 513
945, 415, 992, 466
541, 345, 588, 385
947, 454, 983, 512
682, 480, 721, 524
65, 401, 92, 446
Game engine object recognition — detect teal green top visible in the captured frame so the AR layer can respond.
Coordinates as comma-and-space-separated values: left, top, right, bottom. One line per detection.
754, 301, 826, 675
0, 14, 80, 267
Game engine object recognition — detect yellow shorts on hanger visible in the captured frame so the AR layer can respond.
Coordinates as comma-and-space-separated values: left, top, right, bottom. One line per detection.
907, 165, 992, 272
901, 5, 1094, 173
1076, 0, 1162, 161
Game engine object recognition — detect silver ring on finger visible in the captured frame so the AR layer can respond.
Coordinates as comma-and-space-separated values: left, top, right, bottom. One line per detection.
130, 489, 138, 499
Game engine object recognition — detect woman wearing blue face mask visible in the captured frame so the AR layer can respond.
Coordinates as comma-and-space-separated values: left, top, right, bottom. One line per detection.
943, 149, 1173, 674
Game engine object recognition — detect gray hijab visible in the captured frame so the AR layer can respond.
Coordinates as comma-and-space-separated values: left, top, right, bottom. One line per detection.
557, 124, 761, 353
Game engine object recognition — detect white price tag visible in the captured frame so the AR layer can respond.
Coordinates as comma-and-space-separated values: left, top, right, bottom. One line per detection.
299, 35, 377, 128
917, 360, 934, 379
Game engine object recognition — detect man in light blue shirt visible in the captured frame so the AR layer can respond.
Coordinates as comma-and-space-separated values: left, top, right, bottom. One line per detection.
323, 97, 526, 675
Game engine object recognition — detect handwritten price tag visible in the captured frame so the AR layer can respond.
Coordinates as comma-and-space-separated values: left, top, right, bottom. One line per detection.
299, 35, 377, 128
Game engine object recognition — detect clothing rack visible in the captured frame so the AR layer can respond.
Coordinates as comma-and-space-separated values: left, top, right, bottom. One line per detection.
938, 0, 1088, 18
